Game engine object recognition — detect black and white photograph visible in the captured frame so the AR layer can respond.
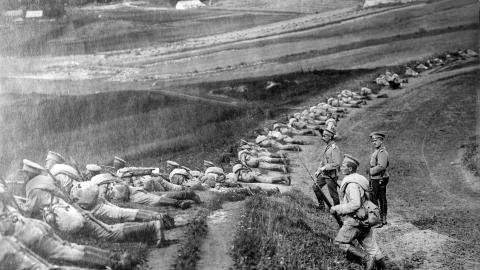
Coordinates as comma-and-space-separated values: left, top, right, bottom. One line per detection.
0, 0, 478, 269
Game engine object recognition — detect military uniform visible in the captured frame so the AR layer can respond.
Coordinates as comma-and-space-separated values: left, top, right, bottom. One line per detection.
369, 138, 389, 225
0, 206, 129, 270
314, 138, 341, 207
105, 183, 199, 209
0, 235, 88, 270
331, 155, 384, 270
233, 164, 290, 185
23, 175, 167, 245
238, 150, 288, 173
255, 135, 301, 151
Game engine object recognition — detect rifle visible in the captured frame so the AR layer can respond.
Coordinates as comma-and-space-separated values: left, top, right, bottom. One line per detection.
298, 157, 343, 227
44, 168, 113, 233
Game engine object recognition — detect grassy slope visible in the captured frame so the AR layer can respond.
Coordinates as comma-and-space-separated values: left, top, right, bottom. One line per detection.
230, 190, 358, 270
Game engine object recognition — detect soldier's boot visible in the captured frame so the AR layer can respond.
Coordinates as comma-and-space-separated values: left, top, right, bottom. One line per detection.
176, 199, 195, 210
346, 246, 375, 270
109, 251, 138, 270
153, 220, 167, 248
282, 175, 291, 186
312, 186, 326, 211
375, 258, 387, 270
84, 246, 136, 270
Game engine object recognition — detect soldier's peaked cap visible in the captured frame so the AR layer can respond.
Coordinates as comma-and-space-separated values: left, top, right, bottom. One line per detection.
46, 151, 65, 163
86, 164, 102, 172
343, 154, 360, 168
22, 159, 44, 175
113, 156, 127, 165
323, 128, 335, 137
166, 160, 180, 167
203, 160, 215, 167
370, 131, 387, 139
255, 135, 268, 144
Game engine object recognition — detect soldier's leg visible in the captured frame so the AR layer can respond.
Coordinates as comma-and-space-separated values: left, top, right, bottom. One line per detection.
278, 143, 301, 151
254, 174, 290, 185
161, 190, 201, 203
370, 179, 380, 207
312, 177, 327, 209
357, 227, 383, 269
113, 221, 165, 247
258, 156, 284, 164
130, 190, 178, 207
334, 225, 375, 270
258, 161, 288, 173
325, 177, 340, 206
379, 177, 389, 224
91, 201, 138, 223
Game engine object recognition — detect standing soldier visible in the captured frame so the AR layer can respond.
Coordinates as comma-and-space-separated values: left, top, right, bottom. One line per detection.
368, 131, 389, 226
314, 128, 341, 209
330, 154, 385, 270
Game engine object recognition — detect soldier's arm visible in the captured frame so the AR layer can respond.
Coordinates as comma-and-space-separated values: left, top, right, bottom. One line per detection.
332, 184, 362, 215
369, 151, 388, 175
323, 146, 341, 171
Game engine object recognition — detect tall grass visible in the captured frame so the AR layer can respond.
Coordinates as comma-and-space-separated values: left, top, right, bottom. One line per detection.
0, 91, 247, 176
230, 191, 357, 270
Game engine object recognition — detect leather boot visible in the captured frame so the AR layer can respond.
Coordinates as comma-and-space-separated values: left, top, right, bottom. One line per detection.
375, 257, 387, 270
177, 199, 195, 210
346, 246, 375, 270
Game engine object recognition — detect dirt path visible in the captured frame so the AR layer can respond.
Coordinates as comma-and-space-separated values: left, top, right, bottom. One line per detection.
196, 201, 245, 270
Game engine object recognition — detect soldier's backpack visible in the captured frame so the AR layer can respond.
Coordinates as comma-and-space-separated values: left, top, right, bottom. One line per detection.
355, 186, 381, 227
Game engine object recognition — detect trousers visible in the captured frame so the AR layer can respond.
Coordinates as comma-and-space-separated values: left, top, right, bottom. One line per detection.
370, 177, 388, 218
314, 176, 340, 206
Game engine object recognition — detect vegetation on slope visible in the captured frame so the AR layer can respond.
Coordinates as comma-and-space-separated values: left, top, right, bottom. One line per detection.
230, 190, 359, 270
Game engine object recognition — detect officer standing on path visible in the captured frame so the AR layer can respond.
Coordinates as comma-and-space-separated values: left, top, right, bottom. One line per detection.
314, 128, 341, 209
368, 131, 389, 226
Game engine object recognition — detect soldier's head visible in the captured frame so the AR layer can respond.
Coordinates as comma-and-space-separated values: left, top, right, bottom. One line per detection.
85, 164, 102, 179
45, 151, 65, 170
21, 159, 44, 180
113, 156, 127, 170
166, 160, 180, 171
340, 154, 360, 175
322, 128, 335, 143
370, 132, 386, 148
203, 160, 215, 170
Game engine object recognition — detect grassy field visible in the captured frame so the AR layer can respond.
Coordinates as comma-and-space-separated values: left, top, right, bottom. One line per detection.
230, 190, 358, 270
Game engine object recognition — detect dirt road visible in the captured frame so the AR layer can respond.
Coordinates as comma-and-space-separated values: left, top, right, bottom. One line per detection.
285, 63, 480, 269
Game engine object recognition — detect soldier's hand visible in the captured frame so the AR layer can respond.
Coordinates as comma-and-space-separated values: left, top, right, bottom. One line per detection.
314, 170, 320, 178
329, 207, 337, 215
